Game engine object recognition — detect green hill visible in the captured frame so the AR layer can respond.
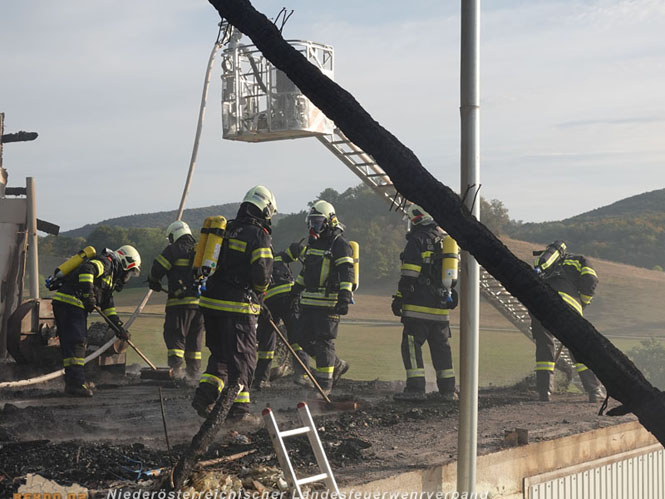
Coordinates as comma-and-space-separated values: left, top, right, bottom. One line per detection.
507, 188, 665, 270
61, 203, 242, 239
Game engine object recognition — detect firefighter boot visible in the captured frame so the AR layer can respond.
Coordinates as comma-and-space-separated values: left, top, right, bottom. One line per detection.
185, 357, 202, 384
436, 373, 457, 400
579, 369, 606, 403
227, 390, 260, 424
192, 383, 220, 418
252, 359, 272, 391
394, 376, 426, 401
332, 357, 349, 387
65, 382, 94, 398
168, 356, 185, 380
536, 371, 553, 402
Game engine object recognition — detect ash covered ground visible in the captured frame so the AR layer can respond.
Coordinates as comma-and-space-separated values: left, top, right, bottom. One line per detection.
0, 368, 635, 497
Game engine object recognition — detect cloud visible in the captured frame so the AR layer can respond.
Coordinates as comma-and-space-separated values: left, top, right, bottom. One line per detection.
2, 1, 665, 229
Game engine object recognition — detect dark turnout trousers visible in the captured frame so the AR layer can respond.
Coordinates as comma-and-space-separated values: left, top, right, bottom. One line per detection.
400, 317, 455, 394
197, 312, 257, 414
163, 307, 204, 376
297, 307, 340, 391
52, 301, 88, 388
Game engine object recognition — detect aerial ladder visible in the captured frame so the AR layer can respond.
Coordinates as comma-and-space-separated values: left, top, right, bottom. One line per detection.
219, 31, 577, 382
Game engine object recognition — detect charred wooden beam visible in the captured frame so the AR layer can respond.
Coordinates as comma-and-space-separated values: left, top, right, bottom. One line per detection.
0, 131, 38, 144
170, 383, 241, 489
207, 0, 665, 445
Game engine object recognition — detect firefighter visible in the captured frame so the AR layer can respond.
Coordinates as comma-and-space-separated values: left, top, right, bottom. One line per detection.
51, 245, 141, 397
147, 220, 204, 381
391, 204, 459, 401
252, 240, 308, 391
530, 240, 605, 402
290, 200, 353, 396
192, 185, 276, 422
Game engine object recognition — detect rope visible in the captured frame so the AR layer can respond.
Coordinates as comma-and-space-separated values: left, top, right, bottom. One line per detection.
1, 37, 224, 389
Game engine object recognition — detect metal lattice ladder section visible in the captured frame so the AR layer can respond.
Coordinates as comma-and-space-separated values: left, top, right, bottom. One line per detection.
262, 402, 340, 499
317, 128, 409, 212
317, 128, 580, 380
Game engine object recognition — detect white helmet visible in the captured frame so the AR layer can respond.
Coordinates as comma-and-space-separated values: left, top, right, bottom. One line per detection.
406, 204, 434, 226
243, 185, 278, 220
115, 245, 141, 276
166, 220, 191, 243
306, 200, 339, 235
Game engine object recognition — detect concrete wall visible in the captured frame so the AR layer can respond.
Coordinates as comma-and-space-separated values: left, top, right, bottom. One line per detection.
343, 421, 660, 498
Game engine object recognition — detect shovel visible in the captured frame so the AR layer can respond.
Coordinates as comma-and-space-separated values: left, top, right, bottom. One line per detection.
93, 306, 174, 381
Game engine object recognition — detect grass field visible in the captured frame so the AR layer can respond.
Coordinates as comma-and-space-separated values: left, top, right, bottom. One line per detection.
108, 288, 649, 388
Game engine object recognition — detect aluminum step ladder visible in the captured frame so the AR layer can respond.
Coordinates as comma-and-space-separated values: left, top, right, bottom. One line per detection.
262, 402, 339, 499
317, 128, 580, 382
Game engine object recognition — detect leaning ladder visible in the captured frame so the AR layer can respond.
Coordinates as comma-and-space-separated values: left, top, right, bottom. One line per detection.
262, 402, 340, 499
317, 128, 579, 381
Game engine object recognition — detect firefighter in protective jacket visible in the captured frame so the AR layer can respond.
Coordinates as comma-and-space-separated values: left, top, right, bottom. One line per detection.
530, 240, 604, 402
192, 185, 276, 421
391, 205, 459, 401
290, 200, 353, 395
148, 220, 204, 381
252, 240, 308, 390
52, 246, 141, 397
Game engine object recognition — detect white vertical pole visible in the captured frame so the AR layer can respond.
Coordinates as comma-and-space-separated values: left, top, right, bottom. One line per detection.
26, 177, 39, 300
457, 0, 480, 494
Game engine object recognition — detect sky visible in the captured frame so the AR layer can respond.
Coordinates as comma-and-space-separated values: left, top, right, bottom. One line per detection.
1, 0, 665, 231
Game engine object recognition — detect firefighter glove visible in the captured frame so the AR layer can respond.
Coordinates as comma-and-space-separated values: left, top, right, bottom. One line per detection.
391, 295, 402, 317
114, 325, 130, 341
81, 294, 96, 313
261, 303, 274, 323
334, 290, 352, 315
148, 279, 162, 292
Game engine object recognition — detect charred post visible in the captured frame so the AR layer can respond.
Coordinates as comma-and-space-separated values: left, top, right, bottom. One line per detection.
170, 382, 242, 489
207, 0, 665, 445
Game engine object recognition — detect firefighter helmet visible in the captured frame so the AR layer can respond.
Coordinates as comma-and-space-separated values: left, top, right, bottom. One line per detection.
406, 204, 434, 226
534, 240, 567, 275
242, 185, 278, 220
115, 245, 142, 275
306, 200, 339, 235
166, 220, 192, 243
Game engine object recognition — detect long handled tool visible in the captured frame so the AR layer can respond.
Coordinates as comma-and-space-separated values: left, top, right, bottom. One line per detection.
265, 315, 331, 404
94, 306, 174, 381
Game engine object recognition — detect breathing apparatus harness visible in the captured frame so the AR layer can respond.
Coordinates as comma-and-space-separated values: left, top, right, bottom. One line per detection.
200, 215, 269, 305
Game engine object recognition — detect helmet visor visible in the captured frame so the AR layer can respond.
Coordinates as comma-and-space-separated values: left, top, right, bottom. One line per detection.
307, 215, 326, 234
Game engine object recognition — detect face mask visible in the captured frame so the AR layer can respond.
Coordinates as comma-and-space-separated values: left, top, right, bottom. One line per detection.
307, 216, 326, 239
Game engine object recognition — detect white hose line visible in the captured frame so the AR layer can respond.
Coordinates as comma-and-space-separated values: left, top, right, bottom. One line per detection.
1, 42, 223, 389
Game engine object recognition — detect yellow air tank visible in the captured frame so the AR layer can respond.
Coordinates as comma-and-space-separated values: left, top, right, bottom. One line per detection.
201, 216, 227, 277
349, 241, 360, 291
441, 236, 459, 291
192, 217, 212, 275
46, 246, 96, 290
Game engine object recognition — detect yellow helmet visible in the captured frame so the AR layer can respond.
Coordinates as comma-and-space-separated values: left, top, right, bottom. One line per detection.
406, 204, 434, 226
242, 185, 278, 220
307, 200, 339, 236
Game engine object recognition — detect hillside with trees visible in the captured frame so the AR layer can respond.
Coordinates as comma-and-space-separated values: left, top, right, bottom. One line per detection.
506, 188, 665, 271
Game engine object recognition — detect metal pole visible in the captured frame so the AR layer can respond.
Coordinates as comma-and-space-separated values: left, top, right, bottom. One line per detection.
457, 0, 480, 494
26, 177, 39, 300
0, 113, 5, 198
